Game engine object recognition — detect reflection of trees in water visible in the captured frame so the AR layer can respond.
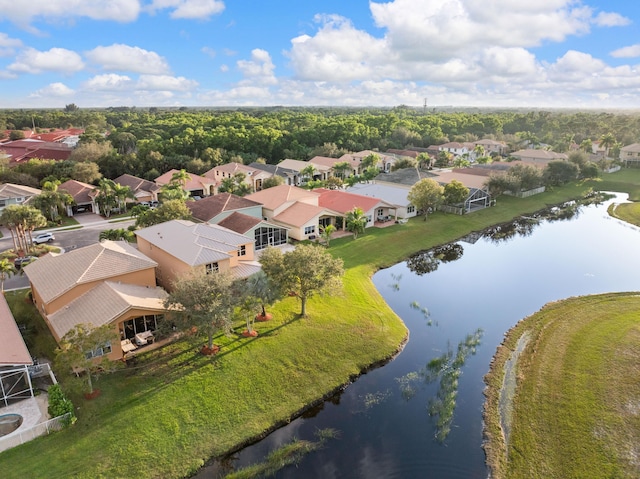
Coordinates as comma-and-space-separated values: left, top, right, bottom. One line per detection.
485, 218, 537, 244
395, 329, 483, 443
406, 243, 464, 275
409, 301, 432, 325
389, 273, 403, 291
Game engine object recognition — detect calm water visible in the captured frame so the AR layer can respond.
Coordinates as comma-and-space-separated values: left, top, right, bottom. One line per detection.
198, 192, 640, 479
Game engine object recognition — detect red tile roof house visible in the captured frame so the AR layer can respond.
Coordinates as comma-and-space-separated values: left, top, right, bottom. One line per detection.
23, 241, 167, 361
0, 139, 73, 166
187, 193, 290, 250
114, 174, 161, 203
276, 158, 332, 183
337, 150, 399, 173
245, 185, 341, 241
308, 155, 360, 178
58, 179, 97, 215
202, 163, 272, 193
154, 169, 217, 199
315, 188, 395, 228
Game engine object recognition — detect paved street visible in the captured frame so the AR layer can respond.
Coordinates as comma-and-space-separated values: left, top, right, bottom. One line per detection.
1, 215, 135, 291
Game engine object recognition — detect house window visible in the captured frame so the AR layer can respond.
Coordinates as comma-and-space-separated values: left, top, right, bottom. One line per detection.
205, 262, 219, 274
84, 341, 112, 359
304, 225, 315, 235
407, 205, 416, 213
238, 245, 246, 256
15, 197, 24, 203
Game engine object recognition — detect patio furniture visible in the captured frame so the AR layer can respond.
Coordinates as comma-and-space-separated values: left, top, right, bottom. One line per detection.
121, 339, 137, 353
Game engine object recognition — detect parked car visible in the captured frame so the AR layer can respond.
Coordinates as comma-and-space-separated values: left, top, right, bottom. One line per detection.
33, 232, 55, 244
14, 256, 37, 269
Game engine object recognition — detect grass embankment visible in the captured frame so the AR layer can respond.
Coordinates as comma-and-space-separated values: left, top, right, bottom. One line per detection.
484, 293, 640, 479
0, 171, 630, 479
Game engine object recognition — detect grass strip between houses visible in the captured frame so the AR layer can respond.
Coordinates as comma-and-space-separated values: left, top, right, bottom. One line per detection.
0, 171, 636, 479
483, 293, 640, 479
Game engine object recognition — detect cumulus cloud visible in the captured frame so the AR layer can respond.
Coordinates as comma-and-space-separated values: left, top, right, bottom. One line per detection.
85, 44, 170, 74
0, 0, 141, 28
237, 49, 277, 84
8, 47, 84, 74
610, 44, 640, 58
0, 33, 22, 57
29, 82, 74, 98
593, 11, 631, 27
146, 0, 225, 19
83, 74, 134, 91
136, 74, 198, 91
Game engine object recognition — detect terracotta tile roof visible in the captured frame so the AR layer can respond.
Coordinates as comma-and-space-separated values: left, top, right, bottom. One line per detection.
621, 143, 640, 153
135, 219, 253, 266
273, 202, 327, 227
187, 193, 262, 222
510, 149, 568, 161
245, 185, 319, 211
315, 188, 390, 214
216, 211, 262, 234
202, 162, 264, 180
47, 282, 167, 340
31, 129, 84, 143
386, 149, 419, 158
308, 156, 341, 168
154, 169, 215, 192
431, 171, 490, 190
59, 179, 96, 203
0, 139, 73, 163
0, 294, 32, 365
24, 241, 158, 304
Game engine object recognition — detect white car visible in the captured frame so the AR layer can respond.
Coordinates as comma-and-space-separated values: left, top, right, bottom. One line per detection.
33, 233, 55, 244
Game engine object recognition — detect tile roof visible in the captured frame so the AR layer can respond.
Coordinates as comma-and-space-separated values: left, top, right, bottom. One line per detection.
273, 202, 327, 227
431, 171, 490, 190
47, 282, 168, 339
277, 158, 330, 172
245, 184, 319, 210
216, 211, 263, 234
315, 188, 390, 214
248, 162, 297, 178
202, 162, 265, 180
308, 156, 342, 168
621, 143, 640, 153
0, 139, 73, 163
135, 220, 252, 266
24, 240, 158, 304
0, 293, 32, 365
154, 169, 215, 192
0, 183, 41, 200
59, 179, 96, 203
510, 149, 568, 160
114, 174, 160, 194
187, 193, 262, 222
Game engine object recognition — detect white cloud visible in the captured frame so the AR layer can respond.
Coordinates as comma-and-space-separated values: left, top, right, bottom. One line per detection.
8, 47, 84, 74
237, 49, 277, 84
0, 0, 141, 28
0, 33, 22, 57
85, 44, 170, 74
610, 44, 640, 59
220, 64, 229, 72
136, 74, 198, 91
201, 47, 216, 58
83, 74, 133, 91
29, 82, 74, 98
146, 0, 225, 20
593, 11, 631, 27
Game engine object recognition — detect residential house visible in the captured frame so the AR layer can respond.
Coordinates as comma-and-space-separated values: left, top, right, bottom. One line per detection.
338, 150, 398, 173
315, 188, 395, 227
202, 163, 271, 193
0, 294, 35, 406
186, 193, 289, 250
114, 174, 161, 203
0, 183, 41, 212
620, 143, 640, 167
24, 241, 165, 360
437, 142, 470, 158
473, 139, 507, 156
245, 185, 340, 240
309, 155, 359, 178
0, 139, 73, 166
510, 149, 568, 164
429, 170, 492, 211
135, 220, 260, 289
277, 159, 332, 183
154, 169, 217, 198
248, 162, 299, 186
58, 179, 97, 215
347, 183, 418, 220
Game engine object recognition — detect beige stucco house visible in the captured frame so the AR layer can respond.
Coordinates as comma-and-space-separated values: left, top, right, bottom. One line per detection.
135, 219, 260, 290
24, 241, 166, 360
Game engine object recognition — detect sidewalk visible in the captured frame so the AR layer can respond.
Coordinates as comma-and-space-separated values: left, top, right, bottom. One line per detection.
0, 214, 134, 238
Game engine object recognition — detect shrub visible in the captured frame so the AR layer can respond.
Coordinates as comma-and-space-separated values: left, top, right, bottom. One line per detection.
47, 384, 76, 426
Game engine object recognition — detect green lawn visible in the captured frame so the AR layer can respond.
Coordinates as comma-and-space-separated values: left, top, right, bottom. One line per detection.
0, 171, 633, 479
484, 293, 640, 479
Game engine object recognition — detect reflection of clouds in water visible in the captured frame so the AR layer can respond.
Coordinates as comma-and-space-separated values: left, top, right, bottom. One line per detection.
358, 446, 396, 479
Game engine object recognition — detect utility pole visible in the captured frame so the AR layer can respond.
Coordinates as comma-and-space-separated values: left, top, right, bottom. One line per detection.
423, 98, 428, 115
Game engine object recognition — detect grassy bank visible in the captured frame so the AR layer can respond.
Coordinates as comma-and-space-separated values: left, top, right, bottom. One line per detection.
0, 171, 632, 478
484, 293, 640, 478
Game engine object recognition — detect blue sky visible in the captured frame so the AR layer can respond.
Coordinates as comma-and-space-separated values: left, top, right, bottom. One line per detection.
0, 0, 639, 109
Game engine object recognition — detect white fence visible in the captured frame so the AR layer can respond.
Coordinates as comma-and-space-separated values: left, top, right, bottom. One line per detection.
0, 412, 71, 453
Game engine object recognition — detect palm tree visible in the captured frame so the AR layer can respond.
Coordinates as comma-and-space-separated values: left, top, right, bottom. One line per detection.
34, 180, 73, 222
94, 179, 117, 217
0, 258, 16, 292
300, 164, 316, 183
112, 183, 134, 213
320, 224, 336, 247
332, 161, 352, 179
599, 133, 616, 158
346, 207, 367, 239
473, 145, 485, 160
580, 138, 593, 154
170, 169, 191, 188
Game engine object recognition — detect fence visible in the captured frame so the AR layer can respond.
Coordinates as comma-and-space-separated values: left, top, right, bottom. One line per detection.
505, 186, 546, 198
0, 412, 71, 453
438, 205, 465, 215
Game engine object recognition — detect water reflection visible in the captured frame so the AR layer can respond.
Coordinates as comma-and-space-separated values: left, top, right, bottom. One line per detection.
395, 329, 484, 443
406, 244, 465, 275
